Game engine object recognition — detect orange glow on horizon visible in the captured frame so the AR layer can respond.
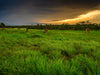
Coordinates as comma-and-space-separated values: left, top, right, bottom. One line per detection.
41, 10, 100, 24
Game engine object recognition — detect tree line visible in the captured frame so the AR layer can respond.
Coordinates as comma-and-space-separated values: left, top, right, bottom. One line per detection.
0, 21, 100, 30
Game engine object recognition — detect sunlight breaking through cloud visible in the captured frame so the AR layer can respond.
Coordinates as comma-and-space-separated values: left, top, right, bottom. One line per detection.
42, 10, 100, 24
58, 10, 100, 24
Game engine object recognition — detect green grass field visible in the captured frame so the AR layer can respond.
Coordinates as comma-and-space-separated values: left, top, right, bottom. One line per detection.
0, 28, 100, 75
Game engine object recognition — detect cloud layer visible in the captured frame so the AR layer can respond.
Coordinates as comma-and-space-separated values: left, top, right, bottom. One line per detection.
0, 0, 100, 25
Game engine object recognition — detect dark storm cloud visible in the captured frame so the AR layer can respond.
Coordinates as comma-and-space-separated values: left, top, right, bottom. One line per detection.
1, 0, 100, 11
0, 0, 27, 11
31, 0, 100, 9
0, 0, 100, 25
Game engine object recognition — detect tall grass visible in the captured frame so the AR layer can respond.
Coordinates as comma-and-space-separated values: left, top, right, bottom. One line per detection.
0, 28, 100, 75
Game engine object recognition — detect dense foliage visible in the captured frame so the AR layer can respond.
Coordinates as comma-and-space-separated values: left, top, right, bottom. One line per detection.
0, 21, 100, 30
0, 22, 5, 27
1, 24, 100, 30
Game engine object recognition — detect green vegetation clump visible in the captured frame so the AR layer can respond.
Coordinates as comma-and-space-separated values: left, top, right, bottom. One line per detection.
0, 22, 5, 27
0, 29, 100, 75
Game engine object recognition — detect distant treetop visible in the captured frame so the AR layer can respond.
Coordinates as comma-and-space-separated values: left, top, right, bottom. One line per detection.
0, 22, 5, 27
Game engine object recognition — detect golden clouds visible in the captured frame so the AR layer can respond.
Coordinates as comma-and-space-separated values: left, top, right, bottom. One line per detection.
42, 10, 100, 24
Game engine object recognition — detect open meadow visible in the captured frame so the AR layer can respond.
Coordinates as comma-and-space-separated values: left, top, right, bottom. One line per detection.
0, 28, 100, 75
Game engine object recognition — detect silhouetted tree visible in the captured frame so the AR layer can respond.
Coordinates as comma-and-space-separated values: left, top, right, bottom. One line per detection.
0, 22, 5, 27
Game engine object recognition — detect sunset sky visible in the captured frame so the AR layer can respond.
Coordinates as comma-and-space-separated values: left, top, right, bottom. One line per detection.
0, 0, 100, 25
